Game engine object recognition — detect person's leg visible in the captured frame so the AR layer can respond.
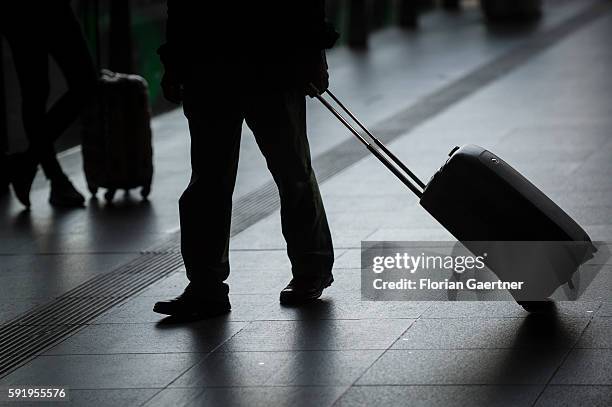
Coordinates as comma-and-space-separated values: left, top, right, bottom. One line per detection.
8, 34, 66, 183
39, 4, 97, 206
154, 83, 243, 317
244, 86, 334, 286
45, 4, 97, 148
168, 81, 244, 306
3, 34, 47, 206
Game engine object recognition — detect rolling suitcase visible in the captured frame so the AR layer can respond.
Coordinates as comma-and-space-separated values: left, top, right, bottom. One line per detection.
315, 88, 596, 308
82, 69, 153, 202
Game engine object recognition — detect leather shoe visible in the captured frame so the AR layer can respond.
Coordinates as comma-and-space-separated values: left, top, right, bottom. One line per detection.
280, 274, 333, 305
49, 175, 85, 207
153, 288, 230, 319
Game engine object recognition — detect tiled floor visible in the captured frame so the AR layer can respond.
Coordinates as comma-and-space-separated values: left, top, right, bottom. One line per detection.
0, 1, 611, 406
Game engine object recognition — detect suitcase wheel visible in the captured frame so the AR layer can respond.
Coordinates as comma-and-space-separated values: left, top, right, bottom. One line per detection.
141, 185, 151, 200
104, 189, 116, 202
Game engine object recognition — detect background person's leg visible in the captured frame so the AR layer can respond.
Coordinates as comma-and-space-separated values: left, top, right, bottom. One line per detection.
39, 5, 97, 206
4, 34, 52, 206
179, 86, 244, 301
45, 4, 97, 149
6, 36, 56, 175
244, 87, 334, 281
4, 4, 94, 185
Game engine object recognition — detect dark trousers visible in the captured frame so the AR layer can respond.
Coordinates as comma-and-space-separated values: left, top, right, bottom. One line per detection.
2, 4, 96, 179
180, 80, 334, 300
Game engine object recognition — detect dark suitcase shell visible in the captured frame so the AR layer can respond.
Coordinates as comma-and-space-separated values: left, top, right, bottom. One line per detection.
420, 145, 596, 300
82, 70, 153, 202
421, 145, 591, 242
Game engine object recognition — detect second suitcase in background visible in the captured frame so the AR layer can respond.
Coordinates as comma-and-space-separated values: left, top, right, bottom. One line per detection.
82, 69, 153, 202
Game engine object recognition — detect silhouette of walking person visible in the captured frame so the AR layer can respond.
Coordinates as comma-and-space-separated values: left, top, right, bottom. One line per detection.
0, 2, 96, 208
153, 1, 339, 318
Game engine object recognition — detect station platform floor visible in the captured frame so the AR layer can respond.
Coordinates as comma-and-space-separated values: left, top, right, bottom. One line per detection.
1, 1, 611, 406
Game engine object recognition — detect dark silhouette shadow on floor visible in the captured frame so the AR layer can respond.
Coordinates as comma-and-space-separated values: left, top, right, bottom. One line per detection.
155, 313, 234, 353
286, 300, 346, 385
404, 302, 583, 400
490, 305, 576, 384
152, 299, 338, 392
280, 297, 336, 317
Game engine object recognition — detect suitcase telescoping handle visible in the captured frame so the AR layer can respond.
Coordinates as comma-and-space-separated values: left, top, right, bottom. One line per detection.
312, 85, 425, 198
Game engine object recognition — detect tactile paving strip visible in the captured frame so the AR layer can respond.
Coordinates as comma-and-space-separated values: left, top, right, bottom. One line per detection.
0, 253, 182, 377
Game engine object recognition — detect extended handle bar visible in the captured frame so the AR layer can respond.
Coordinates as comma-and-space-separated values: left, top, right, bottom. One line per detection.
312, 85, 425, 199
